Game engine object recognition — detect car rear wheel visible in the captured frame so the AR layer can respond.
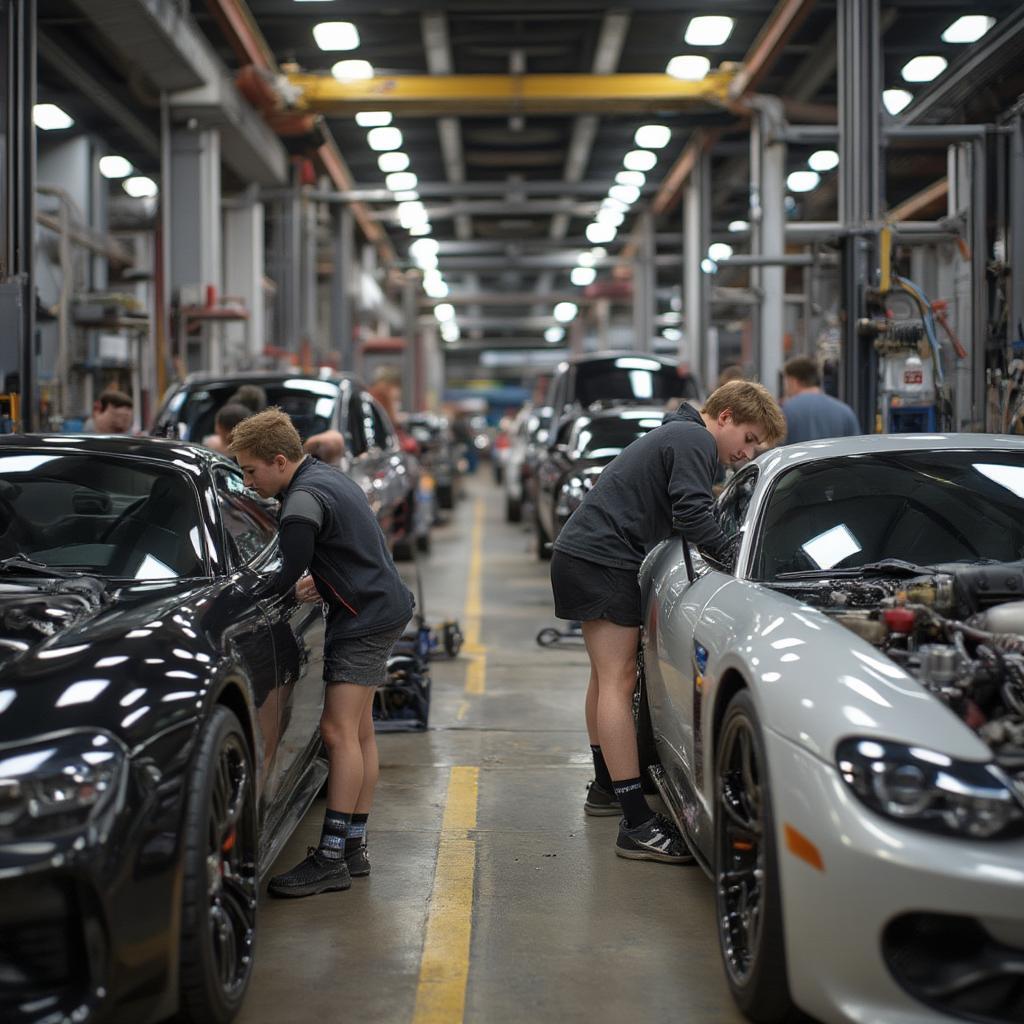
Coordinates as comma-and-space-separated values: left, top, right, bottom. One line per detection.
178, 705, 258, 1024
436, 482, 454, 509
714, 691, 796, 1023
506, 494, 522, 523
535, 511, 552, 561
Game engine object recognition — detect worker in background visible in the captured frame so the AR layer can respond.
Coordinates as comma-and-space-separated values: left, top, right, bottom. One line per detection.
550, 381, 786, 863
202, 402, 252, 453
82, 389, 133, 433
716, 364, 747, 387
782, 356, 860, 443
227, 383, 268, 415
230, 409, 414, 898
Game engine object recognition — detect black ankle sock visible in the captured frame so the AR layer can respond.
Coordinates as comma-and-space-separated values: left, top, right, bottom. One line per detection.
611, 778, 653, 829
590, 745, 613, 792
345, 812, 368, 854
319, 809, 352, 861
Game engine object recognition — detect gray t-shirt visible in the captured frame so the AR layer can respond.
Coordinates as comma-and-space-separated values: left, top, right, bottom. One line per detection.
783, 391, 860, 444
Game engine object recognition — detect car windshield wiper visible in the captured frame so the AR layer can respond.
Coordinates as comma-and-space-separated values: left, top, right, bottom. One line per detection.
775, 558, 936, 581
0, 555, 88, 579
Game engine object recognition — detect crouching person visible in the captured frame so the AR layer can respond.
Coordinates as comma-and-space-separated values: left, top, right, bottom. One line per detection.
230, 409, 414, 897
550, 381, 785, 862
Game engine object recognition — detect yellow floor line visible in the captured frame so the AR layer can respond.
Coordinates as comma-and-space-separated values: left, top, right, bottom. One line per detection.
411, 766, 479, 1024
463, 499, 487, 694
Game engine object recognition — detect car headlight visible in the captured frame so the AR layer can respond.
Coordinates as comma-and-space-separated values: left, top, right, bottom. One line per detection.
836, 738, 1024, 839
555, 476, 588, 516
0, 731, 127, 836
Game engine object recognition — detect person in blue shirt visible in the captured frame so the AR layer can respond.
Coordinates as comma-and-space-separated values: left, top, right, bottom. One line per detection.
782, 356, 861, 443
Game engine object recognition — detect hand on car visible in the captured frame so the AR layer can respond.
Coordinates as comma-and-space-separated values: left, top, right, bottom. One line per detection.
295, 575, 321, 603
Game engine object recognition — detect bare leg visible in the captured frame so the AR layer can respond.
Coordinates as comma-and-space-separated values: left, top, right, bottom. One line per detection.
354, 689, 379, 815
581, 620, 641, 781
585, 667, 600, 745
321, 683, 375, 812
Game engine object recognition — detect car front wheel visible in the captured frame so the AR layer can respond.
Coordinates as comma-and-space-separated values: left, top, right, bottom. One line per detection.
178, 705, 258, 1024
714, 690, 795, 1024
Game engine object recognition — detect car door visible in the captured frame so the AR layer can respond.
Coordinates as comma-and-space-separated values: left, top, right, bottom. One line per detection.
355, 391, 405, 542
213, 468, 325, 818
536, 419, 574, 539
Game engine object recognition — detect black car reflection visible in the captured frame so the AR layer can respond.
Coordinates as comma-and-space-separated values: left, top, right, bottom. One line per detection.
151, 372, 424, 556
0, 435, 327, 1024
534, 406, 666, 558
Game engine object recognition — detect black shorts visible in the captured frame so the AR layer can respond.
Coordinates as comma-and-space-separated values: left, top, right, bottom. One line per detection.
549, 549, 642, 628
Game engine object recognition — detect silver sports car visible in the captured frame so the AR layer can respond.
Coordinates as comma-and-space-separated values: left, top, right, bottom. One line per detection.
638, 434, 1024, 1024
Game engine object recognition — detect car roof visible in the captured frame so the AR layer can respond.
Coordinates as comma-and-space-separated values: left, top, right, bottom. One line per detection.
172, 370, 364, 390
575, 404, 668, 423
557, 351, 682, 370
757, 433, 1024, 482
0, 433, 234, 469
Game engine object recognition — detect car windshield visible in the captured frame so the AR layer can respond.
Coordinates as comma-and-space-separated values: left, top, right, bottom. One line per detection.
754, 451, 1024, 580
163, 379, 339, 442
575, 358, 698, 407
0, 452, 205, 579
575, 413, 664, 459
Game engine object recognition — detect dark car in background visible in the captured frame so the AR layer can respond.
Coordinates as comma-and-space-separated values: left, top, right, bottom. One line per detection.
533, 406, 666, 558
0, 436, 328, 1024
151, 372, 426, 558
406, 412, 461, 510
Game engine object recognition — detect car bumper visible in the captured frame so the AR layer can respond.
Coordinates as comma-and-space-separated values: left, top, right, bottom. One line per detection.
767, 729, 1024, 1024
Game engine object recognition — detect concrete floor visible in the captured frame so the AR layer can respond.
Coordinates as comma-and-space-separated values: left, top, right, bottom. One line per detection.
237, 474, 746, 1024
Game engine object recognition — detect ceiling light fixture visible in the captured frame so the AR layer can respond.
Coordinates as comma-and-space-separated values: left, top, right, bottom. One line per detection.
586, 222, 617, 244
609, 183, 640, 206
33, 103, 74, 130
98, 155, 133, 179
901, 55, 947, 83
553, 301, 578, 323
623, 150, 657, 172
393, 191, 419, 202
666, 55, 711, 81
434, 302, 455, 323
615, 170, 645, 188
571, 267, 596, 287
410, 237, 439, 260
409, 223, 432, 236
708, 242, 733, 262
377, 151, 409, 173
700, 257, 718, 274
356, 111, 392, 127
684, 15, 734, 47
441, 321, 460, 343
424, 276, 449, 299
398, 201, 429, 228
545, 326, 565, 344
808, 149, 839, 172
313, 21, 360, 51
385, 171, 418, 192
941, 15, 995, 44
123, 176, 158, 198
332, 59, 374, 81
786, 170, 821, 193
882, 89, 913, 116
727, 220, 749, 232
367, 126, 403, 151
596, 208, 624, 228
634, 124, 671, 150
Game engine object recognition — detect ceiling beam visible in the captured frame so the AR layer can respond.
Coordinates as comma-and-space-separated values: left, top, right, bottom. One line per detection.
288, 71, 734, 117
335, 180, 656, 200
886, 178, 949, 222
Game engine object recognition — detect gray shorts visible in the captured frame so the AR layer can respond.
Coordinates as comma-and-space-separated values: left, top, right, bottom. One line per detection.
323, 623, 410, 687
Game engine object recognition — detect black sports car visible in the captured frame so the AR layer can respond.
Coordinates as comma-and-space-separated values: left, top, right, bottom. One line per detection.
0, 435, 327, 1024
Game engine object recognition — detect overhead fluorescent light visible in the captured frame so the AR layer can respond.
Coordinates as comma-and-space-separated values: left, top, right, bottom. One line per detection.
424, 276, 449, 299
708, 242, 733, 262
662, 327, 683, 342
901, 55, 947, 83
410, 237, 439, 261
434, 302, 455, 322
571, 267, 596, 287
727, 220, 749, 232
684, 15, 734, 47
602, 196, 629, 215
808, 149, 839, 172
596, 208, 624, 228
123, 176, 158, 198
623, 150, 657, 172
634, 124, 671, 150
666, 55, 711, 81
332, 59, 374, 81
313, 22, 359, 51
33, 103, 74, 130
356, 111, 392, 127
586, 222, 617, 244
700, 257, 718, 274
393, 190, 418, 201
409, 222, 432, 236
545, 326, 565, 344
882, 89, 913, 115
608, 183, 640, 206
787, 170, 820, 193
367, 126, 403, 151
441, 321, 460, 343
98, 155, 133, 179
377, 152, 409, 173
398, 201, 428, 228
941, 15, 995, 44
615, 170, 645, 187
554, 301, 578, 323
385, 171, 418, 192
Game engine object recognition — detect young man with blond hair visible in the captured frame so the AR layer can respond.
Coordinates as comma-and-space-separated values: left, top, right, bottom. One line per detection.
230, 408, 414, 897
550, 380, 786, 862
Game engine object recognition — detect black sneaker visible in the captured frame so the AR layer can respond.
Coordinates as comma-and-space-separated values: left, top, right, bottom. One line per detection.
615, 813, 694, 864
267, 847, 352, 898
584, 780, 621, 817
346, 843, 371, 877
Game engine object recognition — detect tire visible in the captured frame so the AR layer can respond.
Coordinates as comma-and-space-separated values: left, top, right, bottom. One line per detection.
436, 483, 454, 510
443, 622, 463, 658
506, 494, 522, 523
535, 627, 561, 647
714, 691, 796, 1023
177, 705, 258, 1024
493, 465, 504, 486
416, 531, 431, 555
535, 511, 552, 561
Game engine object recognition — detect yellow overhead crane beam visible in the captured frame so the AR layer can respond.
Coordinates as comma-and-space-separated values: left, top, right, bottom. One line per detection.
286, 71, 736, 117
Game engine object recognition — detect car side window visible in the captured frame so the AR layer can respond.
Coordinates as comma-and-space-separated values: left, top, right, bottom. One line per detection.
717, 467, 758, 540
214, 470, 279, 569
360, 396, 395, 451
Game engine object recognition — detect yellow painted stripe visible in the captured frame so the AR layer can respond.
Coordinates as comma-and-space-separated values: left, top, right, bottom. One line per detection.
464, 654, 487, 696
463, 499, 487, 694
412, 767, 479, 1024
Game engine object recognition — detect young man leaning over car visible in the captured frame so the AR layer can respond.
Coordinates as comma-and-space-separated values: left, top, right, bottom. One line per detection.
230, 409, 415, 897
550, 380, 785, 862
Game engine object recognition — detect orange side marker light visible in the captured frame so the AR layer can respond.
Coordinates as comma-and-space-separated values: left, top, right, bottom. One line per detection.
784, 823, 824, 871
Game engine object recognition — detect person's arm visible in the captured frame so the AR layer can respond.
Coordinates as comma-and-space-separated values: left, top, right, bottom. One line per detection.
664, 434, 731, 558
251, 489, 323, 600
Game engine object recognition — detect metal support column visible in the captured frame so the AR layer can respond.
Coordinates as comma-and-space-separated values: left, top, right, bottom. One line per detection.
684, 149, 710, 383
223, 196, 265, 368
838, 0, 882, 429
268, 189, 301, 357
299, 193, 317, 354
402, 273, 418, 414
1, 0, 37, 428
632, 210, 655, 351
331, 205, 354, 369
1010, 113, 1024, 353
970, 138, 988, 427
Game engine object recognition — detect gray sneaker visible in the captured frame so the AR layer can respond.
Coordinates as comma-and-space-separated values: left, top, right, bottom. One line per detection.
346, 843, 371, 877
268, 847, 352, 897
615, 813, 694, 864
